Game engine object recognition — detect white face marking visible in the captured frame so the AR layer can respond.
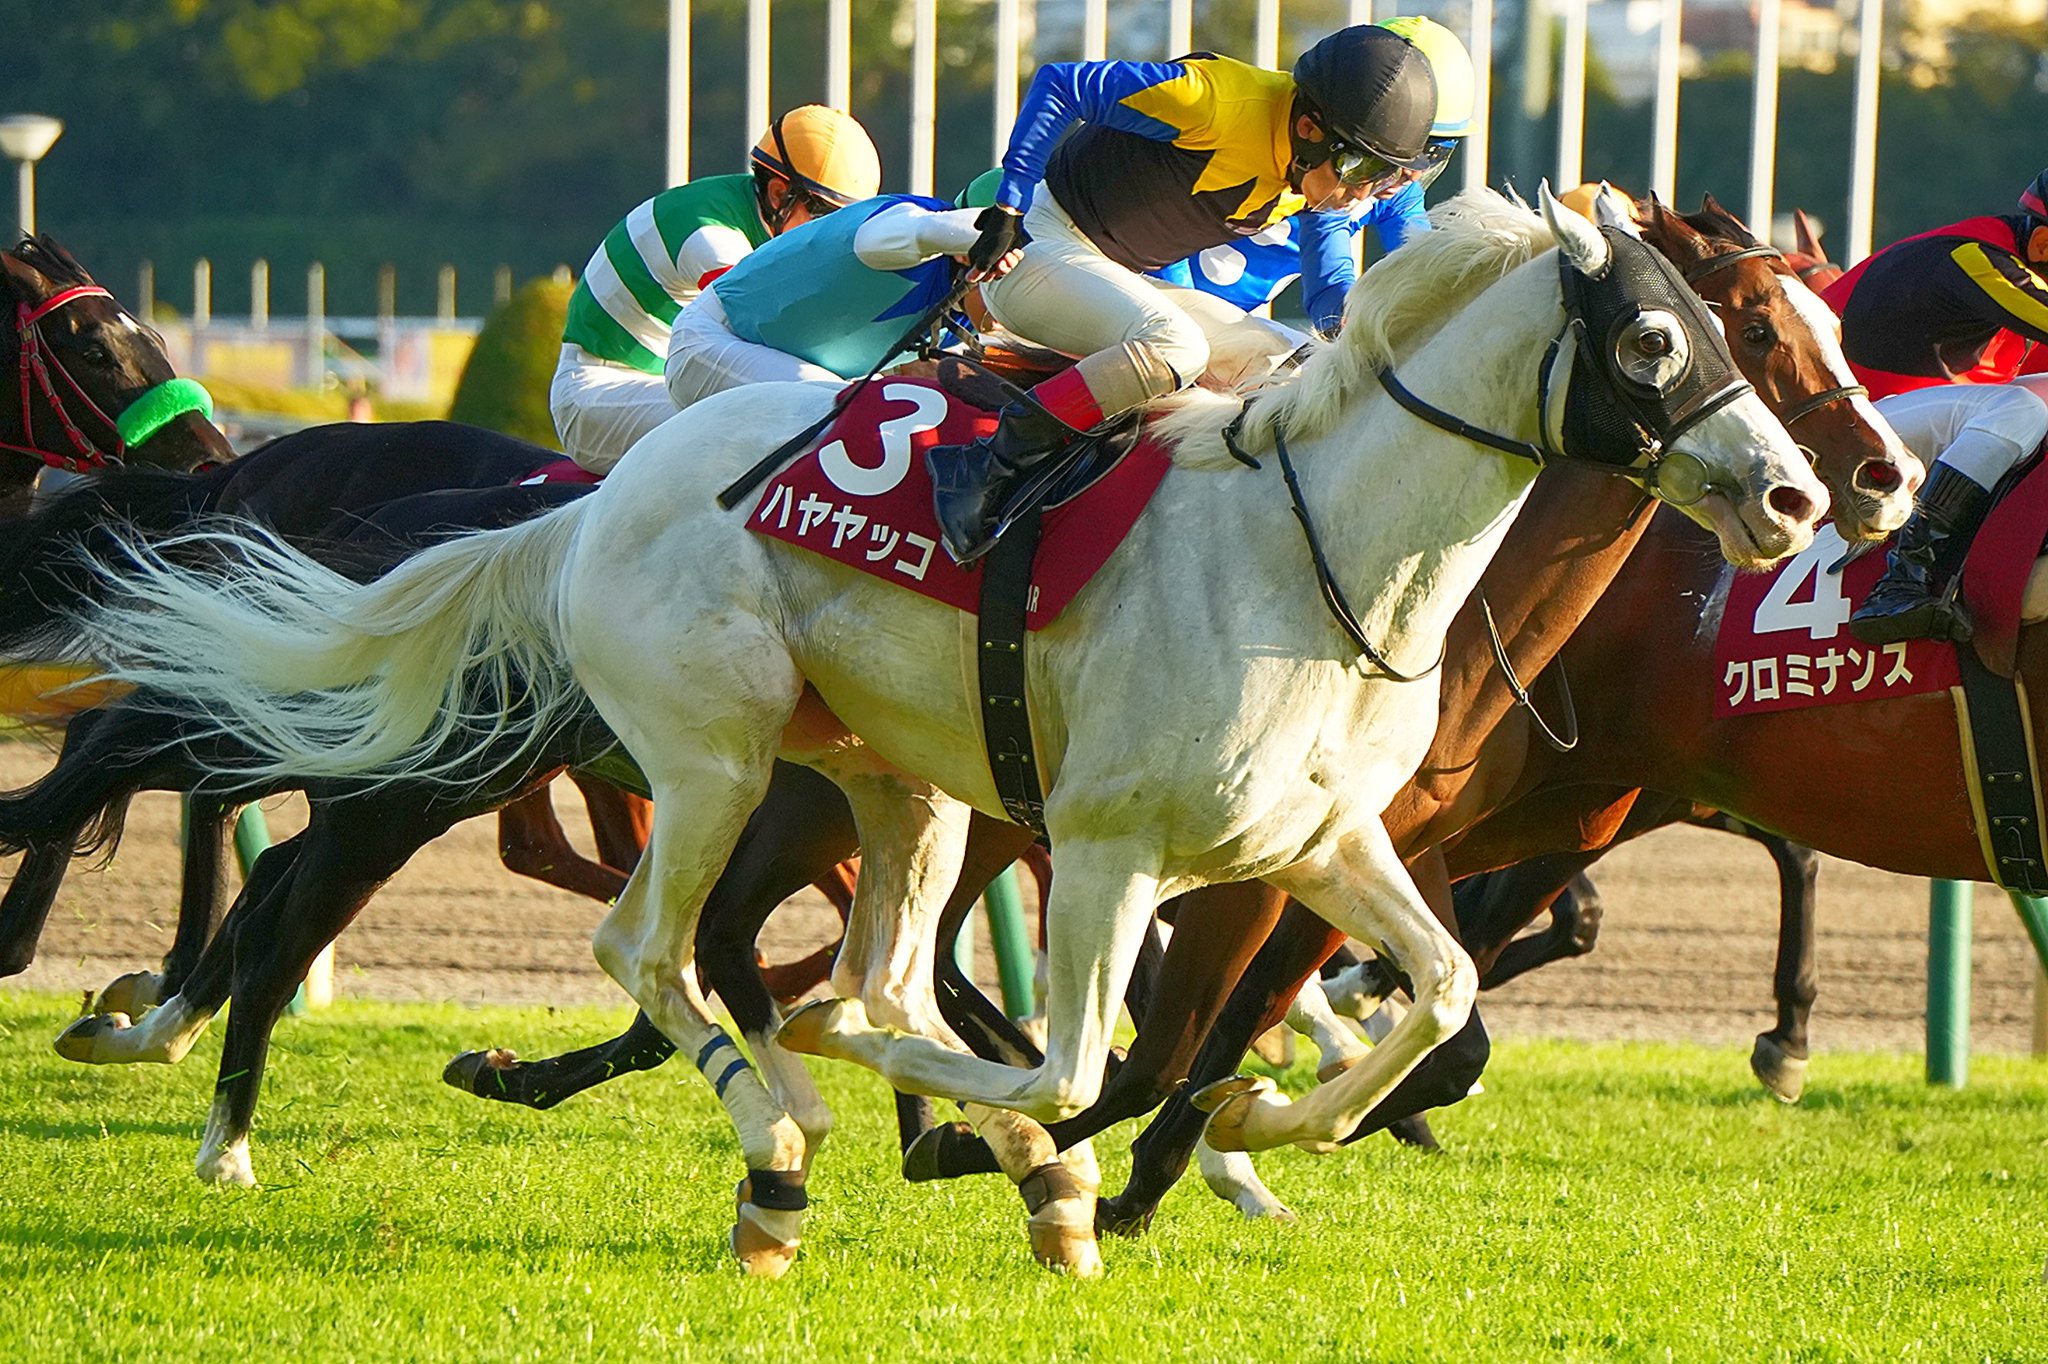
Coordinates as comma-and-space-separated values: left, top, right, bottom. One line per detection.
1779, 272, 1920, 476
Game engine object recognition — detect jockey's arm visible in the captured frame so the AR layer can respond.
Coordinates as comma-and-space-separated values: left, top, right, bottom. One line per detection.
666, 286, 841, 412
1297, 210, 1362, 336
674, 222, 758, 298
1950, 240, 2048, 347
851, 203, 985, 272
993, 59, 1216, 212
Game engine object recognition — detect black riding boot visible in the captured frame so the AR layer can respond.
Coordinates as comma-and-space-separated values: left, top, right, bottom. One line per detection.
1848, 463, 1994, 646
928, 399, 1074, 566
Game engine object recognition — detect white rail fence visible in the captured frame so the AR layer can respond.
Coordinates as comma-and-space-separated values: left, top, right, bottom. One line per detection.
659, 0, 1887, 260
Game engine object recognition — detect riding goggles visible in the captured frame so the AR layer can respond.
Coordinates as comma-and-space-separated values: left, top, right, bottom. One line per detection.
1326, 137, 1407, 190
1401, 138, 1461, 192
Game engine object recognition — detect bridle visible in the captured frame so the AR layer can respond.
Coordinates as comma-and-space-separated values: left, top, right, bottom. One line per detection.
1681, 241, 1868, 432
3, 282, 215, 473
1229, 223, 1760, 686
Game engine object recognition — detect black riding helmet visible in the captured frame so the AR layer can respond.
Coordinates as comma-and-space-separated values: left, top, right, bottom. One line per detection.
1289, 25, 1439, 182
2019, 167, 2048, 238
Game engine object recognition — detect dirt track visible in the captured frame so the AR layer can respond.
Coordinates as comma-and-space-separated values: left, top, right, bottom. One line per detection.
1, 739, 2042, 1056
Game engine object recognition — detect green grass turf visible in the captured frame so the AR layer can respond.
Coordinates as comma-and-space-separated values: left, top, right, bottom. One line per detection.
0, 992, 2042, 1362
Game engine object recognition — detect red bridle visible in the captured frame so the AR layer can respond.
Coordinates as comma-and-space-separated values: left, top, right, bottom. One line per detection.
6, 283, 127, 473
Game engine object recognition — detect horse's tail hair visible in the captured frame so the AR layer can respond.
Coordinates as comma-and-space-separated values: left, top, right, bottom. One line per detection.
64, 495, 594, 791
0, 464, 229, 659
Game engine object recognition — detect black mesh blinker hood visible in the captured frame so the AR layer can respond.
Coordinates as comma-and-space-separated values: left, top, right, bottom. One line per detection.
1552, 225, 1752, 467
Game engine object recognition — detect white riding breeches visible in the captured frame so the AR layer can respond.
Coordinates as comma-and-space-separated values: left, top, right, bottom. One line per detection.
666, 288, 840, 415
1875, 380, 2048, 492
977, 191, 1307, 407
549, 345, 679, 476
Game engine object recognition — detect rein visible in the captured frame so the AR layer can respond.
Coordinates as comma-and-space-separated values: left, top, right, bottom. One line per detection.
4, 284, 215, 473
1477, 591, 1579, 752
1223, 410, 1444, 682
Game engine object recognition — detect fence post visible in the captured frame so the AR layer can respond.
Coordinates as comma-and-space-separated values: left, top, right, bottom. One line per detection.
305, 262, 325, 387
192, 258, 211, 330
1927, 879, 1972, 1086
2007, 892, 2048, 1059
494, 263, 512, 306
437, 264, 456, 324
981, 865, 1037, 1018
137, 260, 154, 324
250, 259, 268, 330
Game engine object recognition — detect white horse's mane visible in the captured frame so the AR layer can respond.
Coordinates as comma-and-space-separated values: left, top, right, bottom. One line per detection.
1155, 188, 1555, 470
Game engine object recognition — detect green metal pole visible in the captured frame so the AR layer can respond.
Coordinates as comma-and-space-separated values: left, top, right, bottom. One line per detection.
953, 903, 977, 981
1927, 879, 1973, 1087
2008, 892, 2048, 976
232, 802, 272, 875
981, 865, 1037, 1018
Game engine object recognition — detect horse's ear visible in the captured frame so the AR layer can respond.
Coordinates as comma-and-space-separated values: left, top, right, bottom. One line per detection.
1593, 182, 1641, 237
1793, 208, 1828, 264
1541, 179, 1611, 276
0, 247, 51, 305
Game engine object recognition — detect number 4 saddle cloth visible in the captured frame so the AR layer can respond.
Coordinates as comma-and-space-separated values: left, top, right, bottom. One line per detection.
1715, 456, 2048, 719
745, 377, 1169, 628
1715, 456, 2048, 891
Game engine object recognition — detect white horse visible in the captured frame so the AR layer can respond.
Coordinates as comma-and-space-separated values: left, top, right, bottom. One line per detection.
64, 188, 1827, 1274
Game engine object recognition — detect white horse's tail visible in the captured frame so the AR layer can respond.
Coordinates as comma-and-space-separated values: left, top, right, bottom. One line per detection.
68, 499, 594, 789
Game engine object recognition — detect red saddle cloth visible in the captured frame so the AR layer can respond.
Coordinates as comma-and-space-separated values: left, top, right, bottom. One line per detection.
747, 379, 1170, 628
1714, 457, 2048, 716
520, 458, 603, 485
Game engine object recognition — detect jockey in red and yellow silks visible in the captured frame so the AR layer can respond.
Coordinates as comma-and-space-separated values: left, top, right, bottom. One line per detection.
1837, 169, 2048, 646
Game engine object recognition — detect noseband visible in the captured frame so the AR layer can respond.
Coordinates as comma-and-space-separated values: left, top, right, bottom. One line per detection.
1681, 242, 1868, 433
5, 284, 215, 473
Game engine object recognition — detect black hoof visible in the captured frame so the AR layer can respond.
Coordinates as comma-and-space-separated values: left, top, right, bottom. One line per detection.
443, 1048, 526, 1103
901, 1121, 998, 1182
1094, 1194, 1156, 1239
1385, 1114, 1443, 1153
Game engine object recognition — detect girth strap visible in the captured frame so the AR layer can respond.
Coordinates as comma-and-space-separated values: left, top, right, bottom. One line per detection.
977, 504, 1047, 834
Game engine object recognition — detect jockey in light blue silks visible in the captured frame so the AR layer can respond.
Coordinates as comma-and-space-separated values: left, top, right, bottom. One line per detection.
665, 187, 1021, 410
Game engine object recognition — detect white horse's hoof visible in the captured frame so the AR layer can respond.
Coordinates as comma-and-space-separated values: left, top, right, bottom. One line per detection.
1750, 1035, 1808, 1104
94, 971, 162, 1018
54, 1012, 132, 1064
731, 1189, 802, 1279
1250, 1024, 1295, 1068
1197, 1141, 1297, 1224
772, 998, 844, 1058
1028, 1200, 1105, 1278
1190, 1074, 1276, 1153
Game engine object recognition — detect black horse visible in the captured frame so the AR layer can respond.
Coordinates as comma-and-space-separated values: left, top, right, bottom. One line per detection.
0, 235, 235, 491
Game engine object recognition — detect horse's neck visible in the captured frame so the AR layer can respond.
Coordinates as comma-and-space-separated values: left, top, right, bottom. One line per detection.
1435, 463, 1656, 747
1302, 264, 1558, 674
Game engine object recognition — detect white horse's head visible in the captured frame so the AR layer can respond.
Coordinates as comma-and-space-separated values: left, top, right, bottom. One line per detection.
1539, 184, 1828, 569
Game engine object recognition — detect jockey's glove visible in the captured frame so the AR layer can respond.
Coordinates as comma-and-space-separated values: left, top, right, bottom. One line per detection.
966, 205, 1025, 279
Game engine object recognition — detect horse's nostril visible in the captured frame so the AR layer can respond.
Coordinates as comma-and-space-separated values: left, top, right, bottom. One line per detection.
1767, 484, 1816, 524
1855, 459, 1903, 493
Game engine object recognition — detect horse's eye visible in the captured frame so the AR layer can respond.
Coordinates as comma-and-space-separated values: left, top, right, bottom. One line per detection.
78, 341, 114, 366
1613, 309, 1691, 394
1741, 321, 1771, 348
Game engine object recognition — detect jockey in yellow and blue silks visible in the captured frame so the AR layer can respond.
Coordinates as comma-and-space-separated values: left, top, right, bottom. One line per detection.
665, 187, 1021, 410
925, 25, 1446, 564
1150, 15, 1477, 334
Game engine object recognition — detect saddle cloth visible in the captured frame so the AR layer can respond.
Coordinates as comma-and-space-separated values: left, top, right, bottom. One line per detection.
746, 378, 1169, 628
520, 458, 603, 485
1714, 456, 2048, 717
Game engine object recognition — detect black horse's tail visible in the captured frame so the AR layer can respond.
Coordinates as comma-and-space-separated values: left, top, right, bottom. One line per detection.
0, 463, 232, 658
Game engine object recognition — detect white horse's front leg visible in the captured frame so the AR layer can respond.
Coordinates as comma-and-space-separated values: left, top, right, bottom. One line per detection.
781, 837, 1159, 1124
787, 768, 1103, 1275
1200, 819, 1475, 1154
